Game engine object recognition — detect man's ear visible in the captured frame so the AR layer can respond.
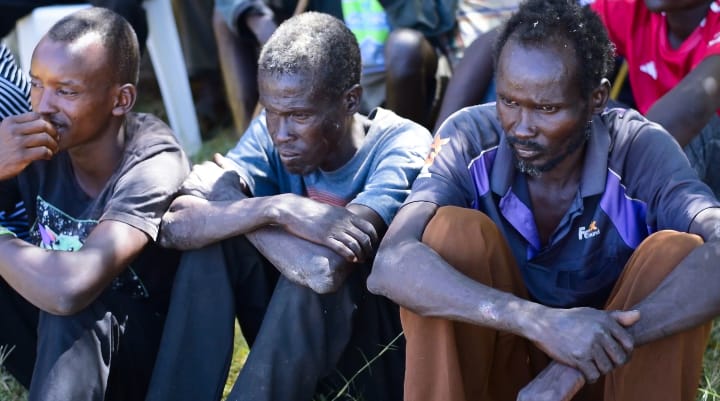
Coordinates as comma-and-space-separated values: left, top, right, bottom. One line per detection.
590, 78, 611, 114
343, 84, 363, 115
112, 83, 137, 116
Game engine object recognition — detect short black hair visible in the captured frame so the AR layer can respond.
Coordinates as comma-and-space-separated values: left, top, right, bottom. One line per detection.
258, 12, 361, 99
47, 7, 140, 85
494, 0, 615, 99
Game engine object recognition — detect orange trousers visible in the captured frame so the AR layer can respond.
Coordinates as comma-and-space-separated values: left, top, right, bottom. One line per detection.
401, 206, 711, 401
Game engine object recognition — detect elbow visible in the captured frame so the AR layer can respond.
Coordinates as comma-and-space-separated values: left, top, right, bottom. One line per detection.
158, 214, 182, 249
307, 278, 342, 294
367, 256, 397, 298
159, 212, 199, 250
46, 286, 96, 316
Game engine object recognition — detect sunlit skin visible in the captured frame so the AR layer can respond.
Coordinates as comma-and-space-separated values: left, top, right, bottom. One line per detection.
495, 37, 593, 178
28, 34, 135, 197
258, 71, 363, 175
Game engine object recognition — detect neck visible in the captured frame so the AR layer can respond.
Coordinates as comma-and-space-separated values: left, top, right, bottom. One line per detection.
322, 114, 367, 171
68, 118, 125, 198
665, 2, 712, 47
527, 143, 586, 190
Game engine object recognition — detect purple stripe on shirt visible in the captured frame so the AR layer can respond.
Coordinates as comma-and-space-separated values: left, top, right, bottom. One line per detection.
468, 147, 497, 196
499, 190, 541, 258
599, 169, 650, 249
469, 148, 541, 256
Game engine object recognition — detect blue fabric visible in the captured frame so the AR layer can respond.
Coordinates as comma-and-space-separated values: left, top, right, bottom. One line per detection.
407, 103, 719, 308
225, 107, 432, 225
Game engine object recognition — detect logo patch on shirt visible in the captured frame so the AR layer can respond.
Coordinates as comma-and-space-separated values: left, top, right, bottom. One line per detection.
578, 220, 600, 240
639, 61, 657, 80
419, 135, 450, 177
709, 31, 720, 47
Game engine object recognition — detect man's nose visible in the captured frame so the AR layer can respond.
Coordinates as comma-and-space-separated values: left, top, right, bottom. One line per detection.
514, 108, 537, 139
274, 117, 293, 143
32, 87, 57, 115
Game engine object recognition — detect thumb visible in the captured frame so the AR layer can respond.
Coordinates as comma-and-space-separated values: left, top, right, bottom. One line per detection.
610, 310, 640, 327
213, 153, 230, 169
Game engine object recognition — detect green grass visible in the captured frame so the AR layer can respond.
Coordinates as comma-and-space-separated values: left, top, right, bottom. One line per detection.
3, 320, 720, 400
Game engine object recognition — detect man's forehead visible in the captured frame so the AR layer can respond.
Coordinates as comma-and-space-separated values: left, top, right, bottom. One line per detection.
65, 32, 104, 54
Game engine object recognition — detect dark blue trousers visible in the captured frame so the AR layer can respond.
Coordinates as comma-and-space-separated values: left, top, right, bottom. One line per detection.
147, 236, 405, 401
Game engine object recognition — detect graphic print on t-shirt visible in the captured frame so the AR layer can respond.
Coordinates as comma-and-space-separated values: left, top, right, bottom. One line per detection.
29, 196, 150, 299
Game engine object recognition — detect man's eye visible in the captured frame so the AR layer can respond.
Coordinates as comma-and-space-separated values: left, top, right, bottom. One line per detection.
537, 105, 558, 113
57, 89, 77, 96
30, 81, 41, 89
292, 113, 310, 120
500, 97, 517, 107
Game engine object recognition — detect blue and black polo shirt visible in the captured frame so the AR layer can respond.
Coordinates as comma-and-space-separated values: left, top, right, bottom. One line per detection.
407, 103, 719, 309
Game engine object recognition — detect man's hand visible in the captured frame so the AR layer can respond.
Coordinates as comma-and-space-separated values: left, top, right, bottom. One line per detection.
0, 112, 59, 180
273, 193, 378, 263
179, 153, 248, 201
528, 307, 639, 382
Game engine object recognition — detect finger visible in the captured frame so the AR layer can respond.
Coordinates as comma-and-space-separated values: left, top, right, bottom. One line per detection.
325, 237, 359, 263
611, 310, 641, 327
4, 111, 43, 124
607, 316, 635, 353
344, 224, 374, 261
22, 131, 59, 154
213, 153, 232, 169
13, 115, 58, 140
22, 145, 55, 162
577, 359, 600, 383
592, 342, 614, 375
330, 232, 364, 262
600, 331, 628, 366
350, 215, 379, 245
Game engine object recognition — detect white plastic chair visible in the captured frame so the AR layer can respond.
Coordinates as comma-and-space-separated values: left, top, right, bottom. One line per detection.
14, 0, 202, 155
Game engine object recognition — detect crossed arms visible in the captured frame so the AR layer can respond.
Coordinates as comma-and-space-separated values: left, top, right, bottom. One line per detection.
159, 153, 386, 293
369, 201, 720, 400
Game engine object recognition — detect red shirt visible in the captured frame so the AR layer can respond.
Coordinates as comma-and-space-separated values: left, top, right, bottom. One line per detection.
590, 0, 720, 114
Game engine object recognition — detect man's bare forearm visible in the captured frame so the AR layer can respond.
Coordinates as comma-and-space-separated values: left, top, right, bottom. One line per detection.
522, 239, 720, 401
159, 195, 274, 250
247, 226, 356, 293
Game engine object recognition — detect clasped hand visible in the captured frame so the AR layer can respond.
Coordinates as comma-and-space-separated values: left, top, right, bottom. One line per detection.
274, 193, 378, 264
530, 307, 640, 382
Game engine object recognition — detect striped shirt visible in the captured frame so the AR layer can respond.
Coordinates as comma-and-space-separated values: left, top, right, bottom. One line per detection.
0, 44, 31, 120
0, 44, 31, 239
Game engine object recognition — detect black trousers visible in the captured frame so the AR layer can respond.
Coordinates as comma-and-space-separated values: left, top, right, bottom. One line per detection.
0, 277, 168, 401
147, 236, 405, 401
0, 1, 147, 54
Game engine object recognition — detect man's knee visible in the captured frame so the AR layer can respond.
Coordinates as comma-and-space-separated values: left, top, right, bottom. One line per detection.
385, 28, 432, 77
423, 206, 498, 246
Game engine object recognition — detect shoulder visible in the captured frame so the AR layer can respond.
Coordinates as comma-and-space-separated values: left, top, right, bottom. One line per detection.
365, 107, 432, 147
123, 112, 186, 155
602, 107, 674, 150
437, 103, 502, 150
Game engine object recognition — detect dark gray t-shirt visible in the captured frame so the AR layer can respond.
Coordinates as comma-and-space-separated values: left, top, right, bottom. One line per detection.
0, 113, 190, 308
407, 104, 719, 308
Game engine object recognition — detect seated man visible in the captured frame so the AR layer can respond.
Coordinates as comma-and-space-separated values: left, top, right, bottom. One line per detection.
588, 0, 720, 197
147, 12, 432, 401
435, 0, 720, 198
368, 1, 720, 400
212, 0, 342, 134
0, 8, 190, 400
